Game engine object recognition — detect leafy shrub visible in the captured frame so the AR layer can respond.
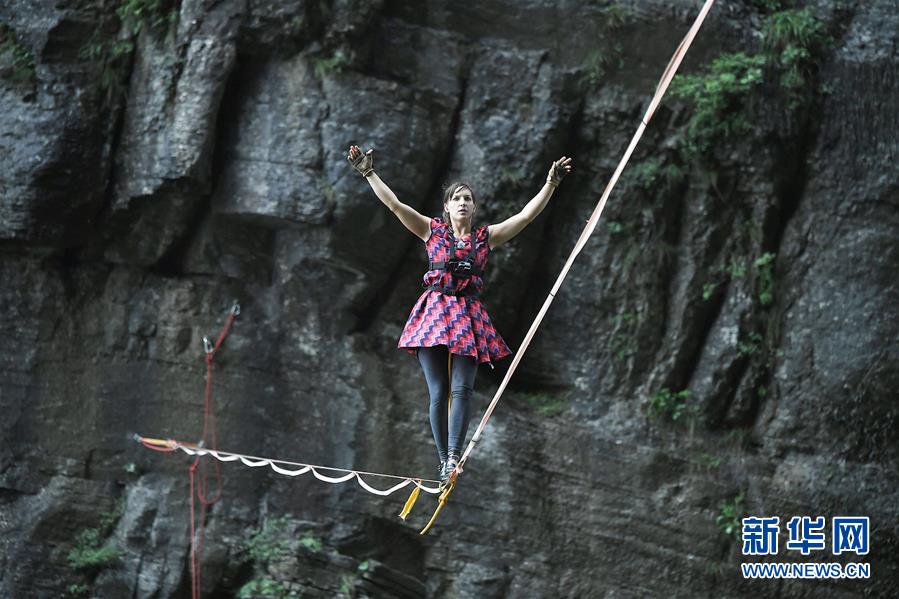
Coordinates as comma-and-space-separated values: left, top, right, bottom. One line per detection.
579, 3, 632, 90
724, 257, 747, 279
698, 452, 722, 468
763, 8, 831, 109
116, 0, 179, 34
314, 50, 347, 79
243, 516, 292, 563
238, 577, 294, 599
298, 535, 322, 552
716, 494, 744, 538
669, 52, 766, 158
580, 46, 622, 89
623, 157, 685, 191
79, 0, 177, 96
521, 392, 569, 417
737, 331, 764, 357
753, 252, 776, 306
670, 6, 831, 155
0, 23, 35, 82
647, 387, 696, 422
68, 500, 124, 571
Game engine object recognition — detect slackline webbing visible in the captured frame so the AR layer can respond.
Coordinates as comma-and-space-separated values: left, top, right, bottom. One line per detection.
137, 436, 442, 495
454, 0, 719, 477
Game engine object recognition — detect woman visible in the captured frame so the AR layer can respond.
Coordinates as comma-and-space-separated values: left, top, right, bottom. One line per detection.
347, 144, 572, 484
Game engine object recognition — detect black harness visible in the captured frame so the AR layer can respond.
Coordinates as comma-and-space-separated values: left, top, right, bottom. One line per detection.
424, 229, 481, 297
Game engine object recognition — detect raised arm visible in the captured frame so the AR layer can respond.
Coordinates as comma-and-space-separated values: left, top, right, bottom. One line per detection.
488, 157, 573, 249
347, 145, 431, 241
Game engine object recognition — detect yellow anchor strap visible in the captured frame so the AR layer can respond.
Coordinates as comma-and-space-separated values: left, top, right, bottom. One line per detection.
398, 483, 422, 520
419, 478, 456, 535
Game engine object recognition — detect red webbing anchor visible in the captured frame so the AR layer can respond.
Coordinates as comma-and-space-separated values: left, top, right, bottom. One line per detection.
188, 302, 239, 599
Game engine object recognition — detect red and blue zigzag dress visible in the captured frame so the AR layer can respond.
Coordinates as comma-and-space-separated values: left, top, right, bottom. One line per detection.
398, 217, 512, 366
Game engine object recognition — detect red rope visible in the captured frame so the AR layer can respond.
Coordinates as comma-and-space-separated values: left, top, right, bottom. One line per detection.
188, 305, 238, 599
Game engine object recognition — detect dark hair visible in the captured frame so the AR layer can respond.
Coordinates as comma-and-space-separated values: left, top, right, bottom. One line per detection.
442, 182, 477, 224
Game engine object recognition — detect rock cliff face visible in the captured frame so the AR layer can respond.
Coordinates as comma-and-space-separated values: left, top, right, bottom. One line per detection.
1, 0, 897, 597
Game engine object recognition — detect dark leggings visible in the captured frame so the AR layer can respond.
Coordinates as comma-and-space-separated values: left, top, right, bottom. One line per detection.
417, 346, 477, 462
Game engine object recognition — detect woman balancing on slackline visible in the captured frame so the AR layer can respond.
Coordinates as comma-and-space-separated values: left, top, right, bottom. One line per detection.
347, 144, 573, 484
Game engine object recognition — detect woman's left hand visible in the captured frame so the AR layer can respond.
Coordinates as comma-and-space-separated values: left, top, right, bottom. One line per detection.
546, 156, 573, 187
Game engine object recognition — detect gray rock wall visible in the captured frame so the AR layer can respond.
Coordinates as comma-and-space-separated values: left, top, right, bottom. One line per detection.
1, 0, 896, 597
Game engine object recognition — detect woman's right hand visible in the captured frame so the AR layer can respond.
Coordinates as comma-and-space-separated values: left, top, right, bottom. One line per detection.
347, 144, 375, 177
546, 156, 573, 187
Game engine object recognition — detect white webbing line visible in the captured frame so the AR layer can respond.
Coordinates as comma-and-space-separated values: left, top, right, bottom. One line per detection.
173, 442, 442, 495
459, 0, 719, 471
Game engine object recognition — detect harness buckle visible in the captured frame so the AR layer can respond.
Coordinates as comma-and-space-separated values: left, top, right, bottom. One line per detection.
450, 259, 473, 274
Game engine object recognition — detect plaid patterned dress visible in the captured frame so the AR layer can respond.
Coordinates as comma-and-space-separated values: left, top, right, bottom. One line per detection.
398, 217, 512, 365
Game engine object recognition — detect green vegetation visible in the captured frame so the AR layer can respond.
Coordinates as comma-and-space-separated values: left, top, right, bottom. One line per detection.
610, 310, 638, 361
314, 49, 348, 79
580, 46, 622, 90
670, 6, 832, 156
238, 578, 294, 599
698, 452, 722, 468
338, 574, 355, 596
69, 542, 119, 571
612, 311, 635, 327
600, 4, 635, 29
337, 561, 370, 597
322, 182, 337, 208
68, 499, 124, 571
763, 8, 831, 109
580, 3, 633, 90
753, 252, 776, 306
521, 391, 569, 417
669, 52, 766, 158
243, 515, 292, 563
737, 331, 764, 357
298, 535, 322, 552
726, 427, 751, 443
67, 583, 89, 597
0, 23, 35, 82
708, 251, 775, 305
716, 494, 744, 538
239, 516, 299, 599
116, 0, 179, 34
79, 0, 178, 96
611, 333, 637, 361
79, 32, 132, 92
647, 387, 696, 422
623, 157, 685, 191
724, 257, 747, 279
